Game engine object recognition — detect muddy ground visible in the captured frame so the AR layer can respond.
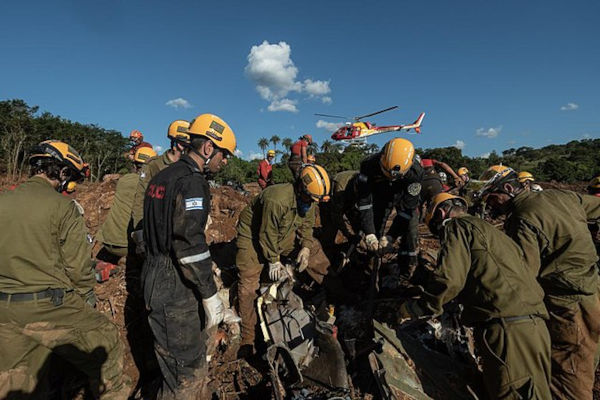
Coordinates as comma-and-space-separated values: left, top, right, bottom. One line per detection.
2, 176, 600, 399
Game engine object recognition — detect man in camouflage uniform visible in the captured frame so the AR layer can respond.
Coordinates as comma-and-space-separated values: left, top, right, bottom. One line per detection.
399, 192, 551, 399
0, 140, 128, 399
97, 147, 157, 260
482, 166, 600, 400
236, 165, 332, 357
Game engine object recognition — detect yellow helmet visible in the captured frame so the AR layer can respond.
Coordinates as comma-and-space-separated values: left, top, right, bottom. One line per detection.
65, 181, 77, 193
299, 164, 331, 202
458, 167, 469, 176
379, 138, 415, 179
29, 140, 85, 174
307, 154, 316, 163
187, 113, 236, 156
518, 171, 535, 183
588, 176, 600, 190
478, 165, 518, 197
134, 147, 157, 164
167, 120, 191, 143
267, 149, 276, 157
425, 192, 467, 226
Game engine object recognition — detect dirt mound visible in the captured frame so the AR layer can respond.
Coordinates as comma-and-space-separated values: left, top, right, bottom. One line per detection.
207, 185, 252, 243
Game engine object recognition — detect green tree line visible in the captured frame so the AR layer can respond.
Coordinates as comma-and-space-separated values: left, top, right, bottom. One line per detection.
2, 98, 598, 184
0, 99, 129, 181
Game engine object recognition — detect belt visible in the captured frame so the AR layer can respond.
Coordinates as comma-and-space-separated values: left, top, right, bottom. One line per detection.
0, 288, 69, 306
486, 314, 541, 325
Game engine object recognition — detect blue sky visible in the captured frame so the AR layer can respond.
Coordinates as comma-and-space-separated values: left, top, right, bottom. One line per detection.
1, 0, 598, 159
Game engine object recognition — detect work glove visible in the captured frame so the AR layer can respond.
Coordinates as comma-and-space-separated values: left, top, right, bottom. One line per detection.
365, 234, 379, 252
131, 229, 145, 255
268, 261, 285, 281
296, 247, 310, 272
379, 235, 393, 250
202, 293, 225, 329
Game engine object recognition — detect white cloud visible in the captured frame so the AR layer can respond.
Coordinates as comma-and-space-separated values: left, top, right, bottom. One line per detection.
234, 149, 243, 157
154, 145, 163, 153
248, 152, 263, 160
476, 125, 502, 138
321, 96, 332, 104
165, 97, 192, 109
303, 79, 331, 96
267, 98, 298, 113
453, 140, 465, 150
560, 102, 579, 111
245, 40, 332, 112
480, 152, 491, 159
316, 119, 343, 132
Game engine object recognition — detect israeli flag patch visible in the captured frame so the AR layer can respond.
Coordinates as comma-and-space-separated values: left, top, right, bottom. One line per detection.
185, 197, 204, 211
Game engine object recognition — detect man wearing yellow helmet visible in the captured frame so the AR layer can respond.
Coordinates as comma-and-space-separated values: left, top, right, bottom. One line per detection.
518, 171, 543, 192
399, 193, 551, 399
481, 166, 600, 399
257, 149, 275, 189
357, 138, 424, 283
236, 164, 332, 358
97, 147, 157, 263
0, 140, 129, 398
142, 114, 239, 397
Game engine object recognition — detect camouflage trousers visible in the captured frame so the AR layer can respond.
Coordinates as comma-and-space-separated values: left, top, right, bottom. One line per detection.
0, 291, 129, 400
236, 238, 330, 347
547, 294, 600, 400
474, 316, 551, 400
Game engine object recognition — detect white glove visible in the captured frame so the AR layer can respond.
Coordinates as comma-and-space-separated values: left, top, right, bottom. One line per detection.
365, 234, 379, 252
202, 293, 224, 329
222, 308, 241, 325
296, 247, 310, 272
379, 235, 393, 250
268, 261, 285, 281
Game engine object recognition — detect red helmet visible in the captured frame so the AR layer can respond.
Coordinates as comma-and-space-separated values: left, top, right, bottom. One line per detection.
302, 134, 313, 144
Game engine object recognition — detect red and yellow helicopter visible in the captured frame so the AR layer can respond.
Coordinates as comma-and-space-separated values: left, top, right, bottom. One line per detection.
316, 106, 425, 141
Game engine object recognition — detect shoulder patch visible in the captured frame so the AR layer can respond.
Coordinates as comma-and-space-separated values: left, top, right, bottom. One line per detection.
140, 171, 146, 179
185, 197, 204, 211
407, 182, 422, 196
71, 199, 85, 215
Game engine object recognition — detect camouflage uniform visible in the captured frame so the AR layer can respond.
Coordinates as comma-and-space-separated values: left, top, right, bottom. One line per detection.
319, 170, 360, 244
504, 189, 600, 400
236, 183, 329, 347
97, 172, 139, 257
402, 215, 551, 399
0, 177, 128, 399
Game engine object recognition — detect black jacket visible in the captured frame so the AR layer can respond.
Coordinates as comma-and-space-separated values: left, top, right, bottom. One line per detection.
143, 155, 216, 298
357, 153, 424, 235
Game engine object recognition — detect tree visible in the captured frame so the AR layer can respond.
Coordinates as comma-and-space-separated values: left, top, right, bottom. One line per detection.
270, 135, 280, 152
320, 140, 333, 153
257, 138, 269, 158
282, 137, 293, 151
0, 100, 39, 179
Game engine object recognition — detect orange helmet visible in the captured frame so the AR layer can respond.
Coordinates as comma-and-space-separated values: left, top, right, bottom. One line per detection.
129, 129, 143, 140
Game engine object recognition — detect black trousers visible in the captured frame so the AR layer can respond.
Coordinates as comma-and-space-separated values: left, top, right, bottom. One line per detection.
142, 255, 207, 399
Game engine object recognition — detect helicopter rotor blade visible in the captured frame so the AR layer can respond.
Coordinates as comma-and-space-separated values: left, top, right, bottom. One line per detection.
314, 113, 348, 120
355, 106, 399, 121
